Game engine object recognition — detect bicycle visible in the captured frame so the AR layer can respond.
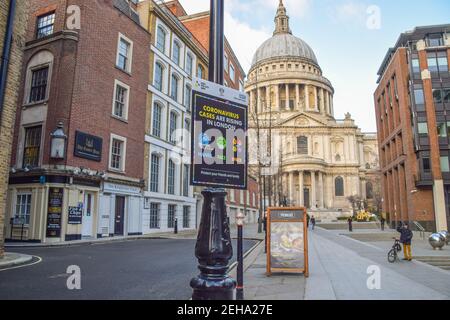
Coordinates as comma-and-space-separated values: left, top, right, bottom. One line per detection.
387, 238, 402, 263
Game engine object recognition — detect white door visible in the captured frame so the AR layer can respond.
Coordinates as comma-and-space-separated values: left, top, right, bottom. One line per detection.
82, 193, 94, 237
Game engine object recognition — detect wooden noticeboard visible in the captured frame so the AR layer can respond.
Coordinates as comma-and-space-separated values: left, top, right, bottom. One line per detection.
266, 207, 309, 277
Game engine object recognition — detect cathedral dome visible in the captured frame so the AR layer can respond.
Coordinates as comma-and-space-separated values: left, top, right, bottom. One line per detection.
251, 0, 318, 68
251, 33, 318, 67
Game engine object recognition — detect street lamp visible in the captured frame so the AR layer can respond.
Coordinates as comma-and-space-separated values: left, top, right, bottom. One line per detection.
50, 121, 67, 159
235, 209, 245, 300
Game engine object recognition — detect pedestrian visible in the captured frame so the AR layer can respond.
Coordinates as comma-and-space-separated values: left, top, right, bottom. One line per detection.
380, 216, 386, 231
347, 216, 353, 232
310, 216, 316, 230
306, 214, 310, 228
397, 222, 413, 261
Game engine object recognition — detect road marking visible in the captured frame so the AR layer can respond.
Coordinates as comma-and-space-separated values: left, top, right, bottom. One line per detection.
0, 256, 42, 272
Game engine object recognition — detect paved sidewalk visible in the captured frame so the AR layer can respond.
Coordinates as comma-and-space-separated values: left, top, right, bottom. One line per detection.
242, 226, 450, 300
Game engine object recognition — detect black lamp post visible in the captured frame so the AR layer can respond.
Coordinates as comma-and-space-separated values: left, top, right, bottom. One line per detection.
190, 0, 236, 300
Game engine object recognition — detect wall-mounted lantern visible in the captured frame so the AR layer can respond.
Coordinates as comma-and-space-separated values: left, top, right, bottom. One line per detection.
50, 121, 67, 159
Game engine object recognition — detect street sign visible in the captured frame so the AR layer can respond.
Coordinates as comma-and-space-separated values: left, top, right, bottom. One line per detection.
190, 77, 248, 189
266, 207, 309, 277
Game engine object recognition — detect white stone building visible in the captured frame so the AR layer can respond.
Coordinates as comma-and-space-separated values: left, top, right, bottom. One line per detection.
246, 1, 380, 220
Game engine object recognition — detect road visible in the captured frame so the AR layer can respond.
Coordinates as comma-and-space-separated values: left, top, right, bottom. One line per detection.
0, 238, 257, 300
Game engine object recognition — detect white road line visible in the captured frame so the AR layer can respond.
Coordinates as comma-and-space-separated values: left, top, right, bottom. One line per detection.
0, 256, 42, 272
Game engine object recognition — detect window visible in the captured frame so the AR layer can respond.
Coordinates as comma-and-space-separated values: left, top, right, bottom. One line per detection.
183, 206, 190, 228
434, 89, 443, 104
150, 203, 160, 229
113, 81, 129, 120
418, 122, 428, 135
428, 52, 448, 73
186, 54, 193, 76
184, 85, 192, 112
230, 190, 235, 202
156, 26, 166, 53
393, 75, 398, 100
335, 177, 344, 197
110, 136, 126, 171
423, 157, 431, 173
428, 35, 444, 47
437, 122, 447, 138
15, 194, 32, 225
152, 103, 162, 137
36, 12, 55, 39
29, 67, 49, 103
297, 136, 308, 155
183, 164, 189, 197
197, 65, 204, 79
224, 54, 229, 73
414, 88, 425, 105
117, 35, 133, 72
229, 64, 235, 82
412, 58, 420, 74
150, 154, 160, 192
154, 62, 164, 91
366, 182, 373, 200
23, 126, 42, 168
441, 156, 450, 173
239, 80, 244, 92
171, 74, 179, 101
168, 160, 176, 195
168, 204, 176, 228
444, 89, 450, 103
172, 41, 181, 65
169, 111, 178, 144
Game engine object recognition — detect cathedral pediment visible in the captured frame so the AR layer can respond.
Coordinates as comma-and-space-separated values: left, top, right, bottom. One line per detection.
277, 112, 328, 127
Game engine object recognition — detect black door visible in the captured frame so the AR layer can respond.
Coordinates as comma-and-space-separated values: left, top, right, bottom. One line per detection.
115, 196, 125, 236
304, 188, 310, 209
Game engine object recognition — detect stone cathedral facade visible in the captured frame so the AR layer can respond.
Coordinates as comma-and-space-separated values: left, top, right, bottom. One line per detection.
246, 1, 380, 219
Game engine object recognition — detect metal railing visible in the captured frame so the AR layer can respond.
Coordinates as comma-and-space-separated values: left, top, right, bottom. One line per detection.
413, 221, 426, 240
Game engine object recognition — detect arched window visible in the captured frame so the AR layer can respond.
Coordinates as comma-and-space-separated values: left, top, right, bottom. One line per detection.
169, 111, 178, 144
297, 136, 308, 154
156, 26, 166, 53
172, 41, 181, 65
335, 154, 341, 162
184, 84, 192, 112
197, 65, 204, 79
186, 53, 193, 76
335, 177, 344, 197
152, 102, 162, 137
154, 62, 164, 91
171, 74, 179, 102
150, 153, 161, 192
168, 159, 176, 195
366, 182, 374, 199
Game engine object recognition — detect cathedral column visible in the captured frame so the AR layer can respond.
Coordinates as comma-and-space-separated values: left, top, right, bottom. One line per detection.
289, 172, 294, 205
304, 85, 310, 110
285, 84, 290, 110
295, 84, 300, 111
311, 171, 316, 209
298, 171, 304, 207
249, 90, 254, 114
265, 86, 271, 111
330, 92, 334, 115
257, 87, 262, 112
275, 84, 280, 110
320, 88, 325, 116
314, 87, 318, 112
319, 171, 324, 209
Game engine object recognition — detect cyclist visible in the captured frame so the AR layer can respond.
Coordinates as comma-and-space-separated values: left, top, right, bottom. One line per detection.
396, 222, 413, 261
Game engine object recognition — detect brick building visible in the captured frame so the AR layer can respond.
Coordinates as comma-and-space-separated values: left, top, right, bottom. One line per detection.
375, 25, 450, 231
0, 1, 29, 256
6, 0, 150, 243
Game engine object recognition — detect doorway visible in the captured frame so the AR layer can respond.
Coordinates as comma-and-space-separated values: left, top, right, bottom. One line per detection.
82, 193, 94, 237
115, 196, 126, 236
304, 188, 310, 209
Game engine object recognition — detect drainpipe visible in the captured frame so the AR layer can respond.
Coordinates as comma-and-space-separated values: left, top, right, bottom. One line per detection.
0, 0, 16, 121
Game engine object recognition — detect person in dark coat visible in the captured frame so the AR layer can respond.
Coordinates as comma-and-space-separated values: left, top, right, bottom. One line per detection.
306, 214, 310, 228
397, 223, 413, 261
347, 217, 353, 232
310, 216, 316, 230
380, 217, 386, 231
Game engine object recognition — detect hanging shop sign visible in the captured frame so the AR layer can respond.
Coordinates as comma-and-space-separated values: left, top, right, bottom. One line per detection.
74, 131, 103, 162
46, 188, 64, 238
190, 77, 248, 189
266, 207, 309, 277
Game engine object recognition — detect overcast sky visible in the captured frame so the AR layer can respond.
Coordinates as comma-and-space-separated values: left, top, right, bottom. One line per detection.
171, 0, 450, 132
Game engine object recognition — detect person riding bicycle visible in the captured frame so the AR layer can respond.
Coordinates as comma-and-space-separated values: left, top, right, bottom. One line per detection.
396, 222, 413, 261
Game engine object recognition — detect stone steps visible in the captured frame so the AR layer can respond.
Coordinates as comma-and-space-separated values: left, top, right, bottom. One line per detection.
414, 256, 450, 271
318, 222, 381, 230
